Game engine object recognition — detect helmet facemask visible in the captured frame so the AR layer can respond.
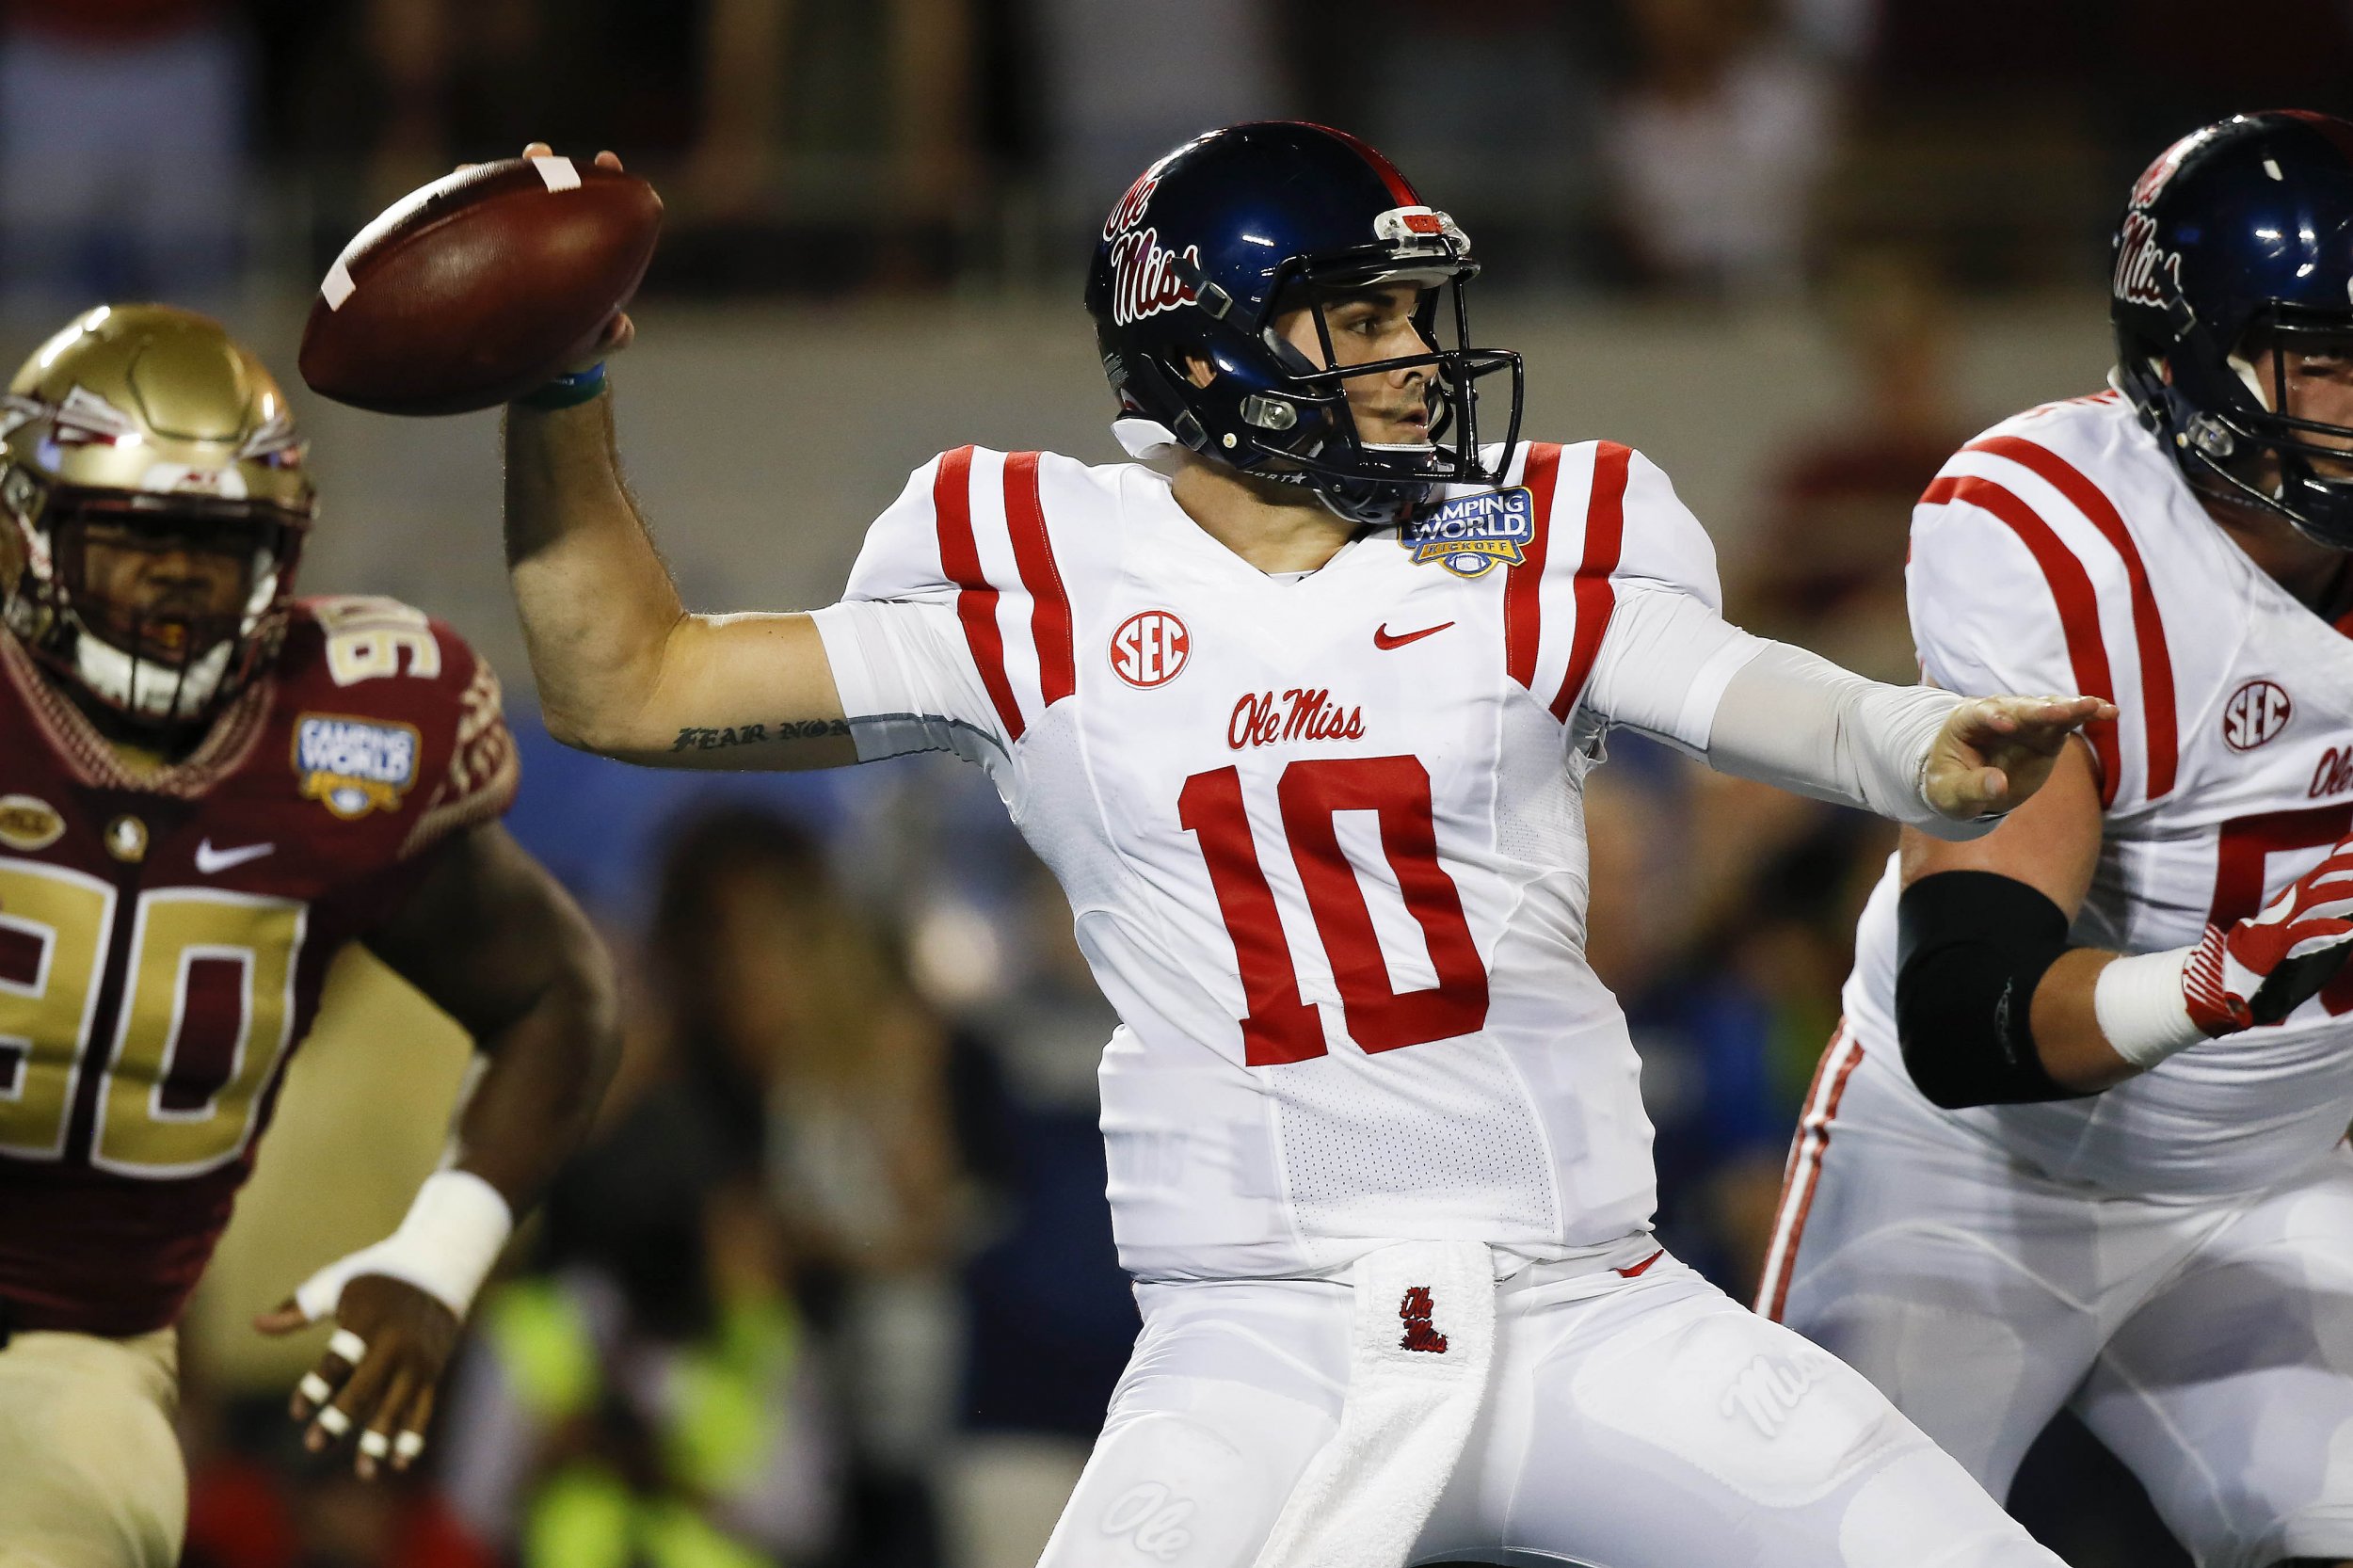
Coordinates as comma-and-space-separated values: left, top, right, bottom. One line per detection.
1237, 255, 1522, 525
2176, 310, 2353, 549
4, 484, 308, 731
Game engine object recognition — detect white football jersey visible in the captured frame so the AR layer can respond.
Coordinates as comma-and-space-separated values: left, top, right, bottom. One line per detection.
1844, 390, 2353, 1195
813, 440, 1755, 1281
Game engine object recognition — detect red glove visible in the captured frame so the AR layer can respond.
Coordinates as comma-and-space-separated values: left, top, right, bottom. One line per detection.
2184, 838, 2353, 1035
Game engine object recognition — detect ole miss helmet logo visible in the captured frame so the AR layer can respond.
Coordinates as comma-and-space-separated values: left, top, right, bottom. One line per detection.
1110, 610, 1189, 688
2221, 679, 2292, 751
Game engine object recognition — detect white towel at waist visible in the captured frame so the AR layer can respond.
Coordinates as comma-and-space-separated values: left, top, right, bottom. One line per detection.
1250, 1240, 1497, 1568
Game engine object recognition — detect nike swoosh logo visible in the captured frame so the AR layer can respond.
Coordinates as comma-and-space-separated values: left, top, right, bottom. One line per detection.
1614, 1248, 1666, 1279
1373, 620, 1454, 650
195, 839, 275, 874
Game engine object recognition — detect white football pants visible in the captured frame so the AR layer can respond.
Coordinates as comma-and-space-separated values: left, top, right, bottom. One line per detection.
1769, 1034, 2353, 1568
1041, 1251, 2062, 1567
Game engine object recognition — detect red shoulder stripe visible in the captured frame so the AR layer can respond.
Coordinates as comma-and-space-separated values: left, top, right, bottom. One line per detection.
1003, 453, 1075, 711
1505, 442, 1564, 690
1922, 472, 2121, 807
1966, 436, 2177, 801
933, 447, 1026, 741
1550, 442, 1632, 722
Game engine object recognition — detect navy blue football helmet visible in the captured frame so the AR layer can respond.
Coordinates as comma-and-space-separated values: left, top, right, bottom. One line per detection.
1083, 122, 1523, 528
2114, 110, 2353, 549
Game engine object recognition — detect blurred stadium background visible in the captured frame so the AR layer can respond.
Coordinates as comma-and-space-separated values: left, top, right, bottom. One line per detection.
20, 0, 2353, 1564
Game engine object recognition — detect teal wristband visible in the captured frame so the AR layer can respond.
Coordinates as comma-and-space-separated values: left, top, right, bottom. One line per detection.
514, 362, 607, 410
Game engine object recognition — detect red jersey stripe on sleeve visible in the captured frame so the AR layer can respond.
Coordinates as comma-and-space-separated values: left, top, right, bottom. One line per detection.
1967, 435, 2178, 801
1003, 453, 1076, 711
933, 446, 1027, 741
1922, 472, 2122, 807
1504, 442, 1563, 690
1549, 441, 1632, 723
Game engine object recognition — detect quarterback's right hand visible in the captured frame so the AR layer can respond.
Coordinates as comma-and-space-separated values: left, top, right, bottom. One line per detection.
2185, 836, 2353, 1035
518, 140, 635, 371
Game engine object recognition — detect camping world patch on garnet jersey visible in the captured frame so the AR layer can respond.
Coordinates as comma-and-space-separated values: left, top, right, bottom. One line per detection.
293, 713, 419, 818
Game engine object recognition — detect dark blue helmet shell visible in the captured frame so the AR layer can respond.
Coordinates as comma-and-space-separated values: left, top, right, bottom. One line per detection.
1083, 122, 1523, 528
2113, 111, 2353, 549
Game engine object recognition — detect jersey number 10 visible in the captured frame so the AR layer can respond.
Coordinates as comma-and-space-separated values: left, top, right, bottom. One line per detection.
1180, 755, 1490, 1066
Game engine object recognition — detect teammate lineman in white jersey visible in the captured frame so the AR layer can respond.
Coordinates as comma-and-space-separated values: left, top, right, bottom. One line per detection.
1760, 113, 2353, 1568
492, 124, 2105, 1566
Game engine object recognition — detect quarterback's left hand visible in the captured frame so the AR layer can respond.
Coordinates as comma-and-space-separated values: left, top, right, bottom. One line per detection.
256, 1274, 462, 1480
1923, 694, 2118, 821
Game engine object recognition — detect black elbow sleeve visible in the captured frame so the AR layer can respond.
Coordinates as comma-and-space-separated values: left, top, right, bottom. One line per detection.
1894, 871, 2082, 1109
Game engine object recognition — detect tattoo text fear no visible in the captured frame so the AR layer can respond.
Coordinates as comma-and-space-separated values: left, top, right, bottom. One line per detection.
670, 719, 851, 752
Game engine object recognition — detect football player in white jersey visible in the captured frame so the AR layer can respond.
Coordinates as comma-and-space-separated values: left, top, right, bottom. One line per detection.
489, 124, 2108, 1567
1759, 112, 2353, 1568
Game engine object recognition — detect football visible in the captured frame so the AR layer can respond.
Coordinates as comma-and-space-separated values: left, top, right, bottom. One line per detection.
297, 155, 662, 416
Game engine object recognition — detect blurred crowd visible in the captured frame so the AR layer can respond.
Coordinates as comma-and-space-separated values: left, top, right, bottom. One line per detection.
14, 0, 2353, 316
14, 1, 2331, 1566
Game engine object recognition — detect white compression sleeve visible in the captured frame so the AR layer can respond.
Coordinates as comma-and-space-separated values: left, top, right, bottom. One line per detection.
1584, 587, 1978, 837
1705, 642, 1985, 839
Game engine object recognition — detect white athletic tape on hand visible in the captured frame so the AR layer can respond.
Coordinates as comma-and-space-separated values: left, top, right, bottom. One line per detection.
296, 1372, 334, 1407
292, 1170, 515, 1323
393, 1432, 426, 1463
321, 259, 355, 311
359, 1431, 391, 1461
530, 155, 582, 193
315, 1405, 351, 1438
327, 1329, 369, 1366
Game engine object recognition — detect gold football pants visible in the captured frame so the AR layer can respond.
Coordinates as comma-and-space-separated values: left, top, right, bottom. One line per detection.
0, 1328, 183, 1568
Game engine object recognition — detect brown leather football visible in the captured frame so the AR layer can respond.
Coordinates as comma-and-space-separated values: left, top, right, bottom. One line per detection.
298, 156, 662, 416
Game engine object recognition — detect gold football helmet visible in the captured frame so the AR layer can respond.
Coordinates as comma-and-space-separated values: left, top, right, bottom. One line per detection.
0, 305, 314, 728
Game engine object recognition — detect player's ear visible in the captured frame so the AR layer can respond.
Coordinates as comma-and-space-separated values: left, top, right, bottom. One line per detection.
1182, 353, 1215, 390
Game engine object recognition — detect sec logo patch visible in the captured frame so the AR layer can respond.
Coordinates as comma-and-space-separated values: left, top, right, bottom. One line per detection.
2221, 679, 2291, 752
1111, 609, 1189, 689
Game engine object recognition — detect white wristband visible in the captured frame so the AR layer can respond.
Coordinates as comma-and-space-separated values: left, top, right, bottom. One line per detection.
293, 1170, 515, 1323
2091, 947, 2205, 1070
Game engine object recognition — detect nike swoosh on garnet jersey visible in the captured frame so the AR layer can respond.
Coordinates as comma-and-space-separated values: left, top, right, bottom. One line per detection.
194, 838, 276, 874
1373, 620, 1454, 649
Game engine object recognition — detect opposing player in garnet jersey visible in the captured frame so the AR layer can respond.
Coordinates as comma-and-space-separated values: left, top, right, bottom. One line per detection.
494, 125, 2106, 1566
0, 306, 617, 1568
1759, 113, 2353, 1568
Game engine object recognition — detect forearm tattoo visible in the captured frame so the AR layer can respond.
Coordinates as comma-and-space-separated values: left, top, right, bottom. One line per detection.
669, 719, 852, 752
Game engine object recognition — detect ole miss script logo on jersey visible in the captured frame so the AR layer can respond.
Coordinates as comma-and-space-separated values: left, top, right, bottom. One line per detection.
2222, 679, 2293, 752
1111, 610, 1190, 688
1402, 486, 1534, 578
